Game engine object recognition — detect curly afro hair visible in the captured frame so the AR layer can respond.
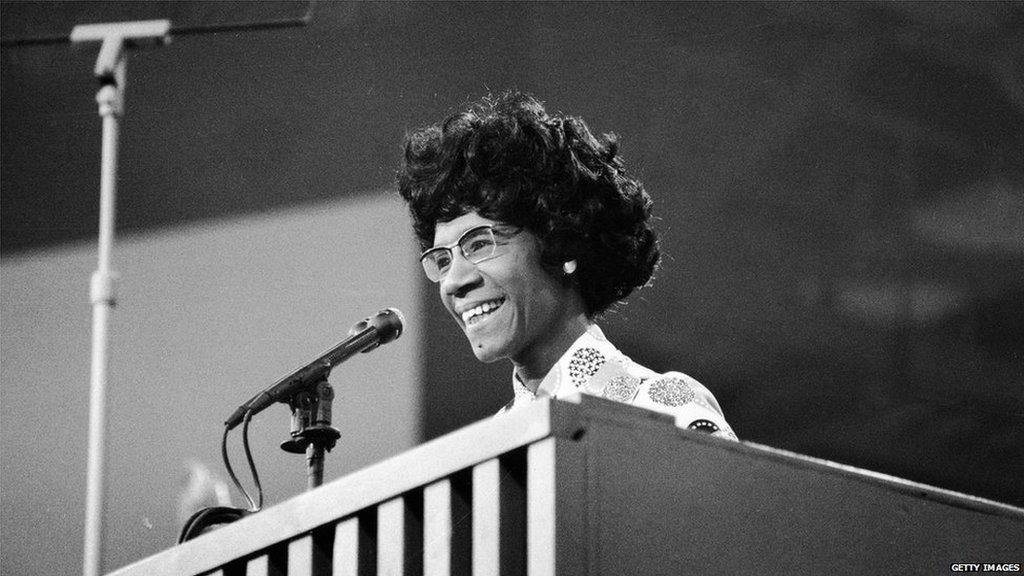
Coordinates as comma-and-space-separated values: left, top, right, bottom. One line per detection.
397, 91, 659, 318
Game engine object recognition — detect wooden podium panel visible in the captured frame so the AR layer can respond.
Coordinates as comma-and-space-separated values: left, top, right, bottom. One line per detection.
108, 395, 1023, 576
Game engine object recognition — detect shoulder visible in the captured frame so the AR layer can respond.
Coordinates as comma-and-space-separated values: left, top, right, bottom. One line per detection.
630, 370, 738, 441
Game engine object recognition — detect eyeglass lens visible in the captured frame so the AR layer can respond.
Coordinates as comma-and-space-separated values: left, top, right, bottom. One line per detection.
421, 226, 498, 281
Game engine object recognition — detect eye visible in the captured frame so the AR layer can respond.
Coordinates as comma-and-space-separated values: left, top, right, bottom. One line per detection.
467, 237, 493, 252
463, 235, 496, 257
433, 251, 453, 270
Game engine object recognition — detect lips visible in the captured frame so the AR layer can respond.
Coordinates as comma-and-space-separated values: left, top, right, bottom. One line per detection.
461, 297, 506, 325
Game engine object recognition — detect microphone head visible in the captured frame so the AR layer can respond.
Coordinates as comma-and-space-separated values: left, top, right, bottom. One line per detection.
368, 307, 404, 345
348, 307, 404, 353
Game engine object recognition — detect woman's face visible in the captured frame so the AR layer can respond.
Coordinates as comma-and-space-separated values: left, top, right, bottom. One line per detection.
431, 211, 583, 370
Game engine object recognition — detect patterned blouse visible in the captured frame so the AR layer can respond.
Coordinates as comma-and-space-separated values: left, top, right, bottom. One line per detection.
501, 325, 738, 441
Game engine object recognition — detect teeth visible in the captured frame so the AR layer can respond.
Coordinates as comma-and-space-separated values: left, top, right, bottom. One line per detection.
462, 298, 505, 324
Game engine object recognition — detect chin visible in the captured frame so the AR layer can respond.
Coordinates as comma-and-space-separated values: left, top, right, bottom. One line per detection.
467, 337, 508, 364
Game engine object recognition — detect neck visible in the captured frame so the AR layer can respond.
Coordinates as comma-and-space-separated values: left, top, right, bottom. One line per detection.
513, 314, 592, 394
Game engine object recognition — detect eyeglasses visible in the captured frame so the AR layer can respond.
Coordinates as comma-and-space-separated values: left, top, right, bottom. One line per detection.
419, 224, 520, 282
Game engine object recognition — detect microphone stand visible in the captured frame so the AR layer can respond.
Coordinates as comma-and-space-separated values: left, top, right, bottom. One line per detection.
58, 14, 312, 573
280, 376, 342, 490
70, 20, 171, 576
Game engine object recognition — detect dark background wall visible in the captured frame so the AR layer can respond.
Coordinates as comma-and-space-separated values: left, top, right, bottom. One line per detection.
414, 1, 1024, 507
3, 2, 1022, 574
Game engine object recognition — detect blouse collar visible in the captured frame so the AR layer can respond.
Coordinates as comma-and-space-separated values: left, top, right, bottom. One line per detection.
511, 324, 625, 401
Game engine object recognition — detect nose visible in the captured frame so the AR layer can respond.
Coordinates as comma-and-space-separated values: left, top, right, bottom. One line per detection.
440, 250, 483, 297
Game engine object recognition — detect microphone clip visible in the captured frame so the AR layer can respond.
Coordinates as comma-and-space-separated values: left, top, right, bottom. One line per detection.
280, 378, 342, 455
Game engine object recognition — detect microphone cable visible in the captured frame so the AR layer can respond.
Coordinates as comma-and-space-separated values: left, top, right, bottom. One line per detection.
179, 413, 261, 543
222, 410, 264, 513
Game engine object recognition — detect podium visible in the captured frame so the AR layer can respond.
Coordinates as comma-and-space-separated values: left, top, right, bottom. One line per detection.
110, 395, 1023, 576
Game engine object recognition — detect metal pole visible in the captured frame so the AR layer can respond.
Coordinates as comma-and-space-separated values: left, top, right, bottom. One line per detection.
72, 21, 170, 576
306, 444, 326, 490
83, 69, 124, 576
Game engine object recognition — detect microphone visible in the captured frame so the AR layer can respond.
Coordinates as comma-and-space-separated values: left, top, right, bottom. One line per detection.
225, 308, 404, 430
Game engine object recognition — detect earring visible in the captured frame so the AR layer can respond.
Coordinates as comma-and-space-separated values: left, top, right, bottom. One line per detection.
562, 260, 578, 275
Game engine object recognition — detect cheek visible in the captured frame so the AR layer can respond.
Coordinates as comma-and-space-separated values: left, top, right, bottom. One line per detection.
521, 261, 562, 298
439, 286, 458, 318
510, 274, 565, 327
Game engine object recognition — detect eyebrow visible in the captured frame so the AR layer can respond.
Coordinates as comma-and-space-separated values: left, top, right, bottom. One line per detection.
430, 224, 487, 249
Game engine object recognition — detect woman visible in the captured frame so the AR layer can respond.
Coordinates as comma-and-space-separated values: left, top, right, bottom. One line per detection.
397, 92, 736, 440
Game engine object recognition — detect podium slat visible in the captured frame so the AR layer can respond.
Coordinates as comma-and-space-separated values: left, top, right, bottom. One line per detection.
246, 556, 268, 576
471, 459, 500, 576
378, 498, 406, 576
471, 453, 527, 576
378, 494, 424, 576
332, 517, 360, 576
526, 439, 555, 576
423, 479, 452, 576
288, 535, 313, 576
424, 472, 473, 576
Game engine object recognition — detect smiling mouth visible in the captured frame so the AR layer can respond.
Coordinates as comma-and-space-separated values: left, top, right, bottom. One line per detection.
462, 297, 506, 326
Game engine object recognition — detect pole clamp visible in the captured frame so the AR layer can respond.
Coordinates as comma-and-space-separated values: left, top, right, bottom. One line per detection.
90, 270, 120, 306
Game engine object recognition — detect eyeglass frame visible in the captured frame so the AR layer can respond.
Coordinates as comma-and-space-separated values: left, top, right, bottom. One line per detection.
419, 224, 522, 282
